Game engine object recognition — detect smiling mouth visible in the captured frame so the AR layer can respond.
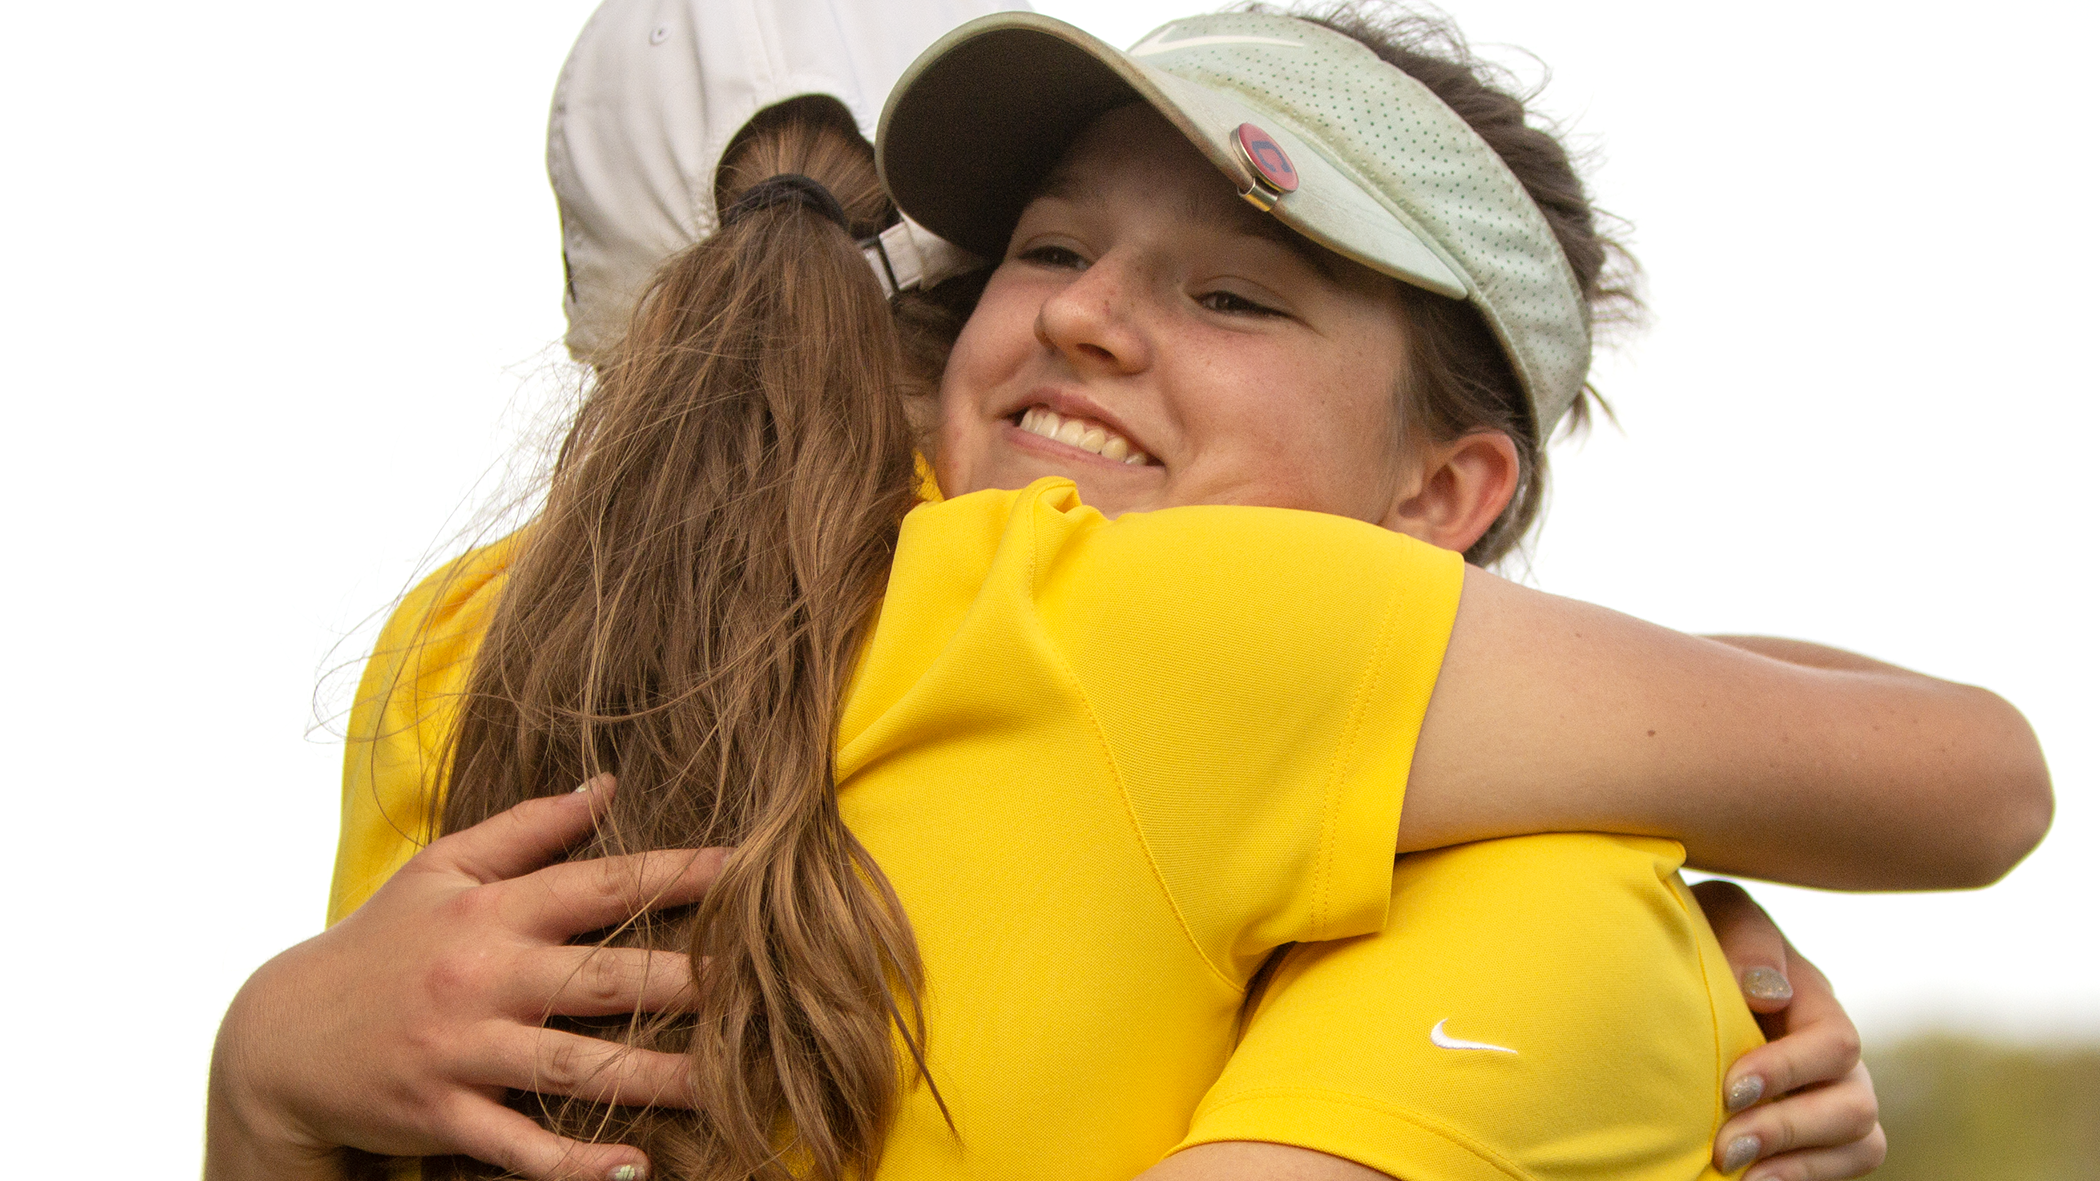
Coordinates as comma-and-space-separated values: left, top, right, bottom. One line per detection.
1016, 406, 1155, 466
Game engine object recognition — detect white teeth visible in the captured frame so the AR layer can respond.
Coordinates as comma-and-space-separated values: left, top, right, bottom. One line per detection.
1017, 406, 1152, 466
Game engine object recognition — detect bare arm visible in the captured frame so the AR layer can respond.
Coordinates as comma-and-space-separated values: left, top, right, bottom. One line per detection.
1704, 634, 1916, 674
1397, 569, 2052, 889
1137, 1143, 1384, 1180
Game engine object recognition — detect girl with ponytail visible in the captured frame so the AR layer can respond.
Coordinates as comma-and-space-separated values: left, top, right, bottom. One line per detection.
435, 103, 930, 1180
208, 4, 2045, 1181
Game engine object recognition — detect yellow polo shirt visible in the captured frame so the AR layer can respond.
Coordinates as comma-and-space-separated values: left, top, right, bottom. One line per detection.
1179, 833, 1766, 1180
335, 477, 1463, 1178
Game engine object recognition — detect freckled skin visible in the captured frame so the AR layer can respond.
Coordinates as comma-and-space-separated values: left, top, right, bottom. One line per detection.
934, 104, 1424, 526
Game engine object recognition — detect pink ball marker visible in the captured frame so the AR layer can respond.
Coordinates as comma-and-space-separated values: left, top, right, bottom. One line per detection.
1234, 123, 1299, 195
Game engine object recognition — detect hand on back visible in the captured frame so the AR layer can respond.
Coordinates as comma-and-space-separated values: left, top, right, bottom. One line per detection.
1697, 881, 1887, 1181
205, 778, 720, 1181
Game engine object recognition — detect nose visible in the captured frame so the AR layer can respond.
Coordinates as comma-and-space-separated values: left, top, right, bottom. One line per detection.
1033, 252, 1154, 375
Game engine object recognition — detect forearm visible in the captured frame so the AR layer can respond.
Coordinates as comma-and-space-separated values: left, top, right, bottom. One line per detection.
1663, 658, 2052, 888
205, 977, 349, 1181
1400, 571, 2054, 890
1134, 1143, 1384, 1179
1683, 637, 2053, 885
204, 1101, 347, 1181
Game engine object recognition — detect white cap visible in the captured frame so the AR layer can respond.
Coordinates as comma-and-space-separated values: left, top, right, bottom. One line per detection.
881, 11, 1592, 437
548, 0, 1025, 363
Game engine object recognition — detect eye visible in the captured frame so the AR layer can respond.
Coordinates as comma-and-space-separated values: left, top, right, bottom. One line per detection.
1197, 289, 1284, 317
1016, 244, 1088, 270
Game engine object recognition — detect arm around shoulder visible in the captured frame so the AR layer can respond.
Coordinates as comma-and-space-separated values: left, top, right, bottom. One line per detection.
1396, 568, 2052, 890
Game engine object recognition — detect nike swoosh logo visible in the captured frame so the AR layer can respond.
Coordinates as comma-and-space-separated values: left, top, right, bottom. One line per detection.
1128, 27, 1304, 57
1430, 1018, 1517, 1054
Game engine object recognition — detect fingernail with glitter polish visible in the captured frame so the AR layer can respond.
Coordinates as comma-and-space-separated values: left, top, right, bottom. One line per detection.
1740, 966, 1792, 1004
1726, 1073, 1765, 1112
1722, 1135, 1761, 1173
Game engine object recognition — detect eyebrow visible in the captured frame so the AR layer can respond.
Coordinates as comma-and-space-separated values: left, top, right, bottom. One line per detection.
1033, 165, 1347, 283
1033, 166, 1090, 206
1190, 188, 1347, 282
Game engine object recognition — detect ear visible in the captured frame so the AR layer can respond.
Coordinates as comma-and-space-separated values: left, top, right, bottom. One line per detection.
1378, 430, 1520, 555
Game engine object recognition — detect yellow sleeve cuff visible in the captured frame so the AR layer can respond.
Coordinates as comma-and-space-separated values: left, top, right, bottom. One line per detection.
1178, 1089, 1530, 1181
1310, 541, 1462, 941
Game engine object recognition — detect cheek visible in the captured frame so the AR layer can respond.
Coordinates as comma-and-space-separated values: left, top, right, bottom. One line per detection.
941, 275, 1035, 405
1321, 318, 1413, 469
929, 358, 982, 491
934, 309, 1004, 428
932, 280, 1033, 486
1231, 341, 1410, 512
1237, 349, 1402, 455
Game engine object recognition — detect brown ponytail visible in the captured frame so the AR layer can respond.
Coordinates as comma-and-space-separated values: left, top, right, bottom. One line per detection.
437, 99, 930, 1180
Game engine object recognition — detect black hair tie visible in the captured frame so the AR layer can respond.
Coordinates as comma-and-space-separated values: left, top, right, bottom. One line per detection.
718, 173, 851, 232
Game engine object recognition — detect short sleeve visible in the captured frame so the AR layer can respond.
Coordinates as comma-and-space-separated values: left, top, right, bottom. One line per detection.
327, 538, 515, 925
1177, 834, 1766, 1181
1028, 487, 1465, 978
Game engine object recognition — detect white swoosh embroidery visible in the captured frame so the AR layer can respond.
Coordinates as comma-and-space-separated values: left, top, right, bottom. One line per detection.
1430, 1018, 1517, 1054
1128, 27, 1304, 57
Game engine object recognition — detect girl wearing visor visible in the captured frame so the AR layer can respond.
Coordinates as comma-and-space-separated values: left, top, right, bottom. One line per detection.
208, 4, 2049, 1181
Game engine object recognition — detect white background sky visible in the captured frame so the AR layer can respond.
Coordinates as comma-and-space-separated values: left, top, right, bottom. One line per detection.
2, 0, 2094, 1171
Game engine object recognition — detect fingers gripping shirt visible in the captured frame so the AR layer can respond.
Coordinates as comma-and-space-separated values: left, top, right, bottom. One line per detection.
332, 478, 1464, 1179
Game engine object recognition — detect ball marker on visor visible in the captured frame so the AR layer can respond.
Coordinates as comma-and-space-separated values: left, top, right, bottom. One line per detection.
1233, 123, 1298, 211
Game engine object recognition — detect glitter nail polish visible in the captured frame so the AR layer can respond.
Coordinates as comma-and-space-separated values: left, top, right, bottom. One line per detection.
1726, 1073, 1765, 1112
1740, 966, 1792, 1004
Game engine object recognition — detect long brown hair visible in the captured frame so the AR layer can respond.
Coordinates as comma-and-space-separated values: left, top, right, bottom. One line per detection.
437, 98, 931, 1180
